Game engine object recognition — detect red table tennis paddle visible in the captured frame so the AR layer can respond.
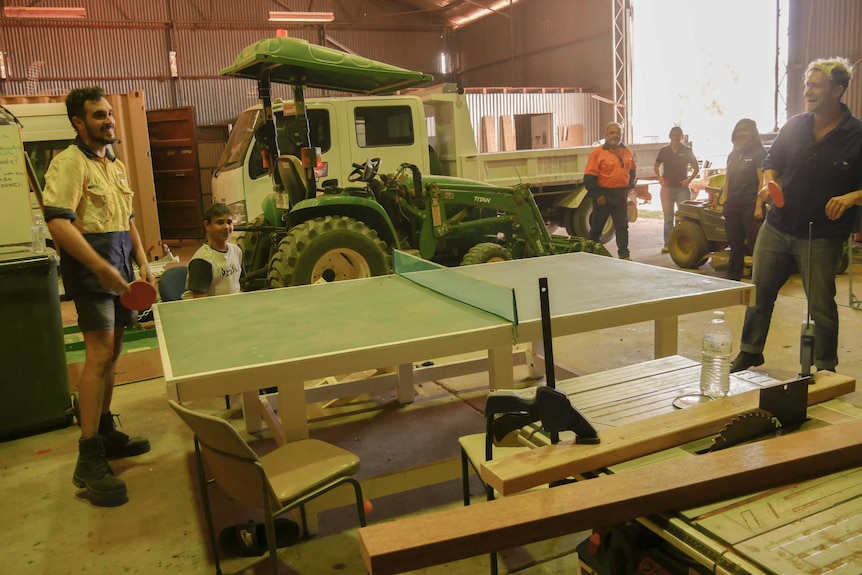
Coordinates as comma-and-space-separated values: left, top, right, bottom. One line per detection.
120, 279, 157, 310
767, 181, 785, 208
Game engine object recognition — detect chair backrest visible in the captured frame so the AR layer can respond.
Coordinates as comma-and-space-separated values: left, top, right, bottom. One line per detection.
706, 173, 727, 207
158, 265, 188, 302
168, 400, 276, 509
276, 154, 309, 207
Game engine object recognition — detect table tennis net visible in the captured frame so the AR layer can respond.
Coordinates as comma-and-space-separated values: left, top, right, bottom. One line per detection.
392, 250, 518, 326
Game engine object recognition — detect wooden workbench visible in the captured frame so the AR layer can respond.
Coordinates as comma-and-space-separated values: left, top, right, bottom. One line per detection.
359, 358, 860, 574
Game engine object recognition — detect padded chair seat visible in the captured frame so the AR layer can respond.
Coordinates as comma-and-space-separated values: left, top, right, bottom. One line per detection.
261, 439, 360, 502
168, 400, 366, 575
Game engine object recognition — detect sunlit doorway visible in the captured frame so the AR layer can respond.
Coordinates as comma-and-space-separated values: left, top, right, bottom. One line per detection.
631, 0, 789, 168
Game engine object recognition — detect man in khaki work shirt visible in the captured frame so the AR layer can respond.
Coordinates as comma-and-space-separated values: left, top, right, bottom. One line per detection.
584, 122, 637, 260
43, 86, 153, 507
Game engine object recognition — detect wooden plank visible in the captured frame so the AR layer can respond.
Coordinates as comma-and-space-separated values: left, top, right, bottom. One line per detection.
481, 371, 854, 495
500, 116, 515, 151
358, 418, 862, 575
480, 116, 497, 152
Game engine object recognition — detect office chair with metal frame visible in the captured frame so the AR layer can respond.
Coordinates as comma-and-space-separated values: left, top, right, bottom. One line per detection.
168, 400, 367, 575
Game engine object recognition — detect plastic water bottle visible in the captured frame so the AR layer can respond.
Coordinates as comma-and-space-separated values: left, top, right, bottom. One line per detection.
31, 214, 47, 253
699, 311, 733, 398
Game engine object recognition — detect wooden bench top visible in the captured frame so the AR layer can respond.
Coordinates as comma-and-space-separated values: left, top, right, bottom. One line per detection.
358, 360, 856, 574
359, 417, 862, 575
482, 363, 854, 495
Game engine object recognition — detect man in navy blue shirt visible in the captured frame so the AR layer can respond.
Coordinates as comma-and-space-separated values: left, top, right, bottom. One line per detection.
731, 58, 862, 373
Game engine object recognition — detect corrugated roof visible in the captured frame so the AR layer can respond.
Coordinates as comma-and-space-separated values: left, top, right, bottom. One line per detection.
377, 0, 513, 27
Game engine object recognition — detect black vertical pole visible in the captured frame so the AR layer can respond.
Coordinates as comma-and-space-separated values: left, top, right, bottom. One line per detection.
538, 277, 559, 444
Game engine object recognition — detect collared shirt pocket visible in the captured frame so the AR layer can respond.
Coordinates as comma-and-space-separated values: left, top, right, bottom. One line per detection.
83, 182, 116, 229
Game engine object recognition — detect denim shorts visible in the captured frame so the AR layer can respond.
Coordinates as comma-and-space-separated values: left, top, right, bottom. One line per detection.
74, 293, 134, 332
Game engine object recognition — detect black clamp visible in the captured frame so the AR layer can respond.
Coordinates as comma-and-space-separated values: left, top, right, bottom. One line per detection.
485, 386, 600, 445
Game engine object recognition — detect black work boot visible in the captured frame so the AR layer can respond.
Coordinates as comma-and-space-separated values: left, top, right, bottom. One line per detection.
730, 351, 765, 373
99, 413, 151, 459
73, 436, 128, 507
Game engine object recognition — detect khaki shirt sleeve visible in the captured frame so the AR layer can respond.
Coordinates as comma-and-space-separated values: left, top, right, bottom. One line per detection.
43, 153, 86, 213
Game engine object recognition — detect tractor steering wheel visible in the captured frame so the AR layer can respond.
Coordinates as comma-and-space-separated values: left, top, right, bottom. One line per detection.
348, 158, 381, 183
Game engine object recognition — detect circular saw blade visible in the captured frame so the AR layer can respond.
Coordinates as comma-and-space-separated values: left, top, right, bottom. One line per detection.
709, 409, 779, 452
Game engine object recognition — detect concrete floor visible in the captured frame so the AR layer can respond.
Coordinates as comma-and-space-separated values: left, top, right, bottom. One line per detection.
2, 212, 861, 575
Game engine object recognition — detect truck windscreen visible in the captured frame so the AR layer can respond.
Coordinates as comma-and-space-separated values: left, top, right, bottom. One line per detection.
215, 109, 262, 174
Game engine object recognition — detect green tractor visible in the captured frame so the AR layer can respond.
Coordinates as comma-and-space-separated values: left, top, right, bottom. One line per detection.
222, 37, 609, 289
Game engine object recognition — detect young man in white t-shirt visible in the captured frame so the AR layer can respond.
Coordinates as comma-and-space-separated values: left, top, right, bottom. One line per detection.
183, 204, 243, 298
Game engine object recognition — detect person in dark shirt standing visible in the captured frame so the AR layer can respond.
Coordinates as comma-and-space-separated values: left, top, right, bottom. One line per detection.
722, 119, 767, 281
654, 126, 699, 253
731, 58, 862, 373
584, 122, 637, 260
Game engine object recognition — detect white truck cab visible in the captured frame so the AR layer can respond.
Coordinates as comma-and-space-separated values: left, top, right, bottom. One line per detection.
212, 84, 663, 239
213, 95, 434, 224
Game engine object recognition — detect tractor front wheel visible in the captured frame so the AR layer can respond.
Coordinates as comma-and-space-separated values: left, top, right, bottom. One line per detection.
460, 243, 513, 266
267, 216, 389, 287
669, 220, 710, 269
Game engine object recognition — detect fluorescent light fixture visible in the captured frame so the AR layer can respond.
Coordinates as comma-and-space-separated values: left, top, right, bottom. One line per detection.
268, 11, 334, 23
4, 6, 86, 19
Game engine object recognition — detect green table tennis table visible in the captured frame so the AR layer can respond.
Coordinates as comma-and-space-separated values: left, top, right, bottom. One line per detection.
154, 252, 754, 443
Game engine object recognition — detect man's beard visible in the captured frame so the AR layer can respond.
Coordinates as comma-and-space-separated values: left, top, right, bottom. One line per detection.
89, 127, 116, 145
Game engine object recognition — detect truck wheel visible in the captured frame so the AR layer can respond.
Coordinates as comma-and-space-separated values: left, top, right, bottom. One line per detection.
236, 214, 273, 273
564, 199, 615, 244
267, 216, 389, 287
460, 243, 513, 266
669, 221, 709, 269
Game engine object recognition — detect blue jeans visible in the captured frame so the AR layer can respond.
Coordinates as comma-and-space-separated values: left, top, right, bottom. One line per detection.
723, 200, 757, 280
739, 222, 843, 370
661, 186, 690, 245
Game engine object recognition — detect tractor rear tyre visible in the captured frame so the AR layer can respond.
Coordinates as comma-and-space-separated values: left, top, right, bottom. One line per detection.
669, 221, 710, 269
564, 198, 615, 244
460, 243, 513, 266
236, 214, 273, 274
267, 215, 389, 287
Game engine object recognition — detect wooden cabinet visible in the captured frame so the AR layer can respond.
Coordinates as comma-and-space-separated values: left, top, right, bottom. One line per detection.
147, 107, 203, 240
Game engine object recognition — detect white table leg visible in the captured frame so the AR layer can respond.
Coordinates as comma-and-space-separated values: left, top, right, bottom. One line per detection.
488, 345, 514, 390
528, 341, 545, 379
396, 363, 416, 404
242, 390, 263, 433
654, 316, 678, 358
277, 379, 308, 443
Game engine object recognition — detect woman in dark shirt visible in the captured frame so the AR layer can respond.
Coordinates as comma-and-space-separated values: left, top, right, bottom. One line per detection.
722, 118, 767, 280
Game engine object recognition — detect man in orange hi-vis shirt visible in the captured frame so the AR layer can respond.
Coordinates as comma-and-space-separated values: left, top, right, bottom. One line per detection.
584, 122, 637, 260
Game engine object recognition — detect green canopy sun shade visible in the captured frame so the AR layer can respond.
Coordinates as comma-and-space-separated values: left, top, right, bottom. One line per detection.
220, 37, 434, 95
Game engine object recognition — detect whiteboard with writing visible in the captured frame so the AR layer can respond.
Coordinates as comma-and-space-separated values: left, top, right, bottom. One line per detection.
0, 123, 34, 246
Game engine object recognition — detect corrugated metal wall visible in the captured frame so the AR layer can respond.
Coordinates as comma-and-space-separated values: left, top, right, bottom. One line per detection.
464, 89, 602, 150
454, 0, 615, 130
0, 0, 447, 125
787, 0, 862, 117
454, 0, 613, 94
4, 0, 860, 126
